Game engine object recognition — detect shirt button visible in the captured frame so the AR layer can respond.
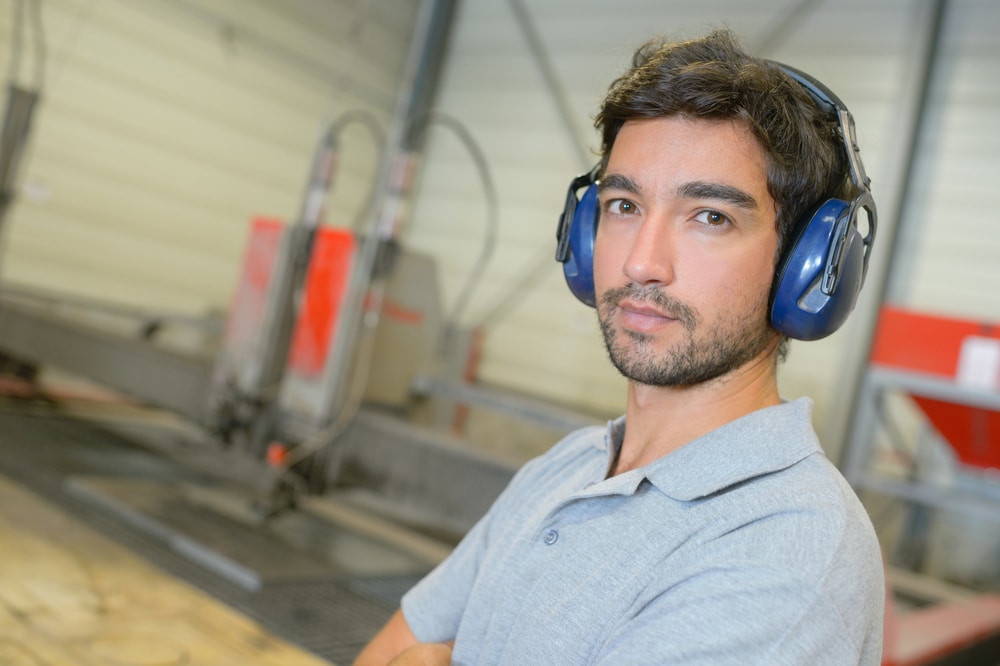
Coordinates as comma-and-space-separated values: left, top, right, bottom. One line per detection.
543, 529, 559, 545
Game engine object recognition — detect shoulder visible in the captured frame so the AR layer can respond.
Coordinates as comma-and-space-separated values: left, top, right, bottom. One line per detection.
638, 456, 884, 662
509, 421, 612, 485
479, 421, 613, 520
698, 453, 884, 643
712, 450, 881, 575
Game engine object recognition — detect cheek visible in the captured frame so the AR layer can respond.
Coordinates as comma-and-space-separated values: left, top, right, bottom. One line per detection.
591, 233, 621, 289
731, 231, 780, 292
743, 253, 780, 310
691, 249, 776, 310
744, 248, 778, 287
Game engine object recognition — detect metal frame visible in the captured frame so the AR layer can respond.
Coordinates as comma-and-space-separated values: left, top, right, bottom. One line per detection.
0, 296, 212, 423
843, 365, 1000, 526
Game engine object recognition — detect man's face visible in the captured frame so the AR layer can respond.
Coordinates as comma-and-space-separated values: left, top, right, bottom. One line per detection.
593, 116, 780, 387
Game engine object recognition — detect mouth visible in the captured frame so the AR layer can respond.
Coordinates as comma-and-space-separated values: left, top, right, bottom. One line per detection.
600, 284, 698, 335
617, 298, 682, 332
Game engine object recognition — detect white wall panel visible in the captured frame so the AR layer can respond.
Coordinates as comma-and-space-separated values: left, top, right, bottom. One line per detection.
0, 0, 421, 313
895, 1, 1000, 322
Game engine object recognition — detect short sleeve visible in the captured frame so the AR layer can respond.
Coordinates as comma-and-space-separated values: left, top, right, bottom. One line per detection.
400, 451, 561, 643
401, 507, 493, 643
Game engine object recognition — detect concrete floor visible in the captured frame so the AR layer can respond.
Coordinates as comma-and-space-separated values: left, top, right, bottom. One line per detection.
0, 473, 333, 665
0, 386, 446, 665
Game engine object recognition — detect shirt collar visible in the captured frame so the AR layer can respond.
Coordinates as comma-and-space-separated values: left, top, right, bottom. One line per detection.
600, 398, 822, 501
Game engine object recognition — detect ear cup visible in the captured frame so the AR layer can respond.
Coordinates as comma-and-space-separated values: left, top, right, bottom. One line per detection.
562, 182, 600, 307
771, 198, 866, 340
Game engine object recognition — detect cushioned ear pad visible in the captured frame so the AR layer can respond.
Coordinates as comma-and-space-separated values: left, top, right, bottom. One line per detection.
770, 198, 865, 340
563, 183, 600, 307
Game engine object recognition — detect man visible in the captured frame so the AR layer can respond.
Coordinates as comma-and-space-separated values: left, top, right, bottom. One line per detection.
355, 28, 883, 665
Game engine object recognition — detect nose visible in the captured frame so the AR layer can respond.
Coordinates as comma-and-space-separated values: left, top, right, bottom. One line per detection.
622, 215, 676, 286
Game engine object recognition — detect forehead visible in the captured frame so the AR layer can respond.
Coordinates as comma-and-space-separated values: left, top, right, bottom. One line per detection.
605, 117, 770, 197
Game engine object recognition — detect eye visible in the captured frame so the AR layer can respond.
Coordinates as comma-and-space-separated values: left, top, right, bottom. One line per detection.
694, 209, 731, 227
605, 198, 639, 216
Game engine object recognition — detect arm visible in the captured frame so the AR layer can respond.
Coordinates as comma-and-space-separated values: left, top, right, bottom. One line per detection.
387, 643, 453, 666
354, 442, 557, 665
353, 609, 453, 666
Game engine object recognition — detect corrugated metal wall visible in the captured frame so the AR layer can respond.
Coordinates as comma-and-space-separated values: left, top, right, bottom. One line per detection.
888, 0, 1000, 319
0, 0, 420, 314
1, 0, 996, 460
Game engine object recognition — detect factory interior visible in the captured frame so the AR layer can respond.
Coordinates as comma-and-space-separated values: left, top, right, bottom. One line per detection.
1, 0, 1000, 664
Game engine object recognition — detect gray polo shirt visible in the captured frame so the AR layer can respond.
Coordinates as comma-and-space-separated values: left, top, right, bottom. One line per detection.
402, 398, 884, 665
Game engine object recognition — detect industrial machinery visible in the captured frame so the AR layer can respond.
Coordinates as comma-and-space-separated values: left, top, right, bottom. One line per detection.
0, 0, 594, 599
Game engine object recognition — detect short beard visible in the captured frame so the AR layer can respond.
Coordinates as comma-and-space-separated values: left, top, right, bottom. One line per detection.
597, 283, 775, 387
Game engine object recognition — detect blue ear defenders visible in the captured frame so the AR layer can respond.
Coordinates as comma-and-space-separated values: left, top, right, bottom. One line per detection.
554, 63, 877, 341
554, 163, 602, 306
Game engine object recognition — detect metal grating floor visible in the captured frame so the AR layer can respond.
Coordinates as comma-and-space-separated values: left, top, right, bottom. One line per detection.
0, 399, 431, 665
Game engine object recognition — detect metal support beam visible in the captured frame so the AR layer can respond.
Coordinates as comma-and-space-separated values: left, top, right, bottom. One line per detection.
834, 0, 950, 464
0, 300, 212, 424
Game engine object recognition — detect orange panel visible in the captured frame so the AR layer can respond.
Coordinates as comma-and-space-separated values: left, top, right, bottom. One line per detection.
912, 397, 1000, 470
287, 227, 356, 377
871, 307, 1000, 471
870, 307, 1000, 377
224, 218, 356, 379
220, 217, 285, 362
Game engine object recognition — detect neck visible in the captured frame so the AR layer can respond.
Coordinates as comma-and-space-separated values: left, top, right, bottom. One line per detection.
612, 343, 782, 476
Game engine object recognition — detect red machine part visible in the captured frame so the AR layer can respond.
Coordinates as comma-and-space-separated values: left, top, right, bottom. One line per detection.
871, 306, 1000, 471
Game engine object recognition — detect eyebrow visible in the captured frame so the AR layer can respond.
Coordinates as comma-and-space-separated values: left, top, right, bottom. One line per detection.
597, 172, 640, 196
678, 181, 759, 210
599, 173, 759, 211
